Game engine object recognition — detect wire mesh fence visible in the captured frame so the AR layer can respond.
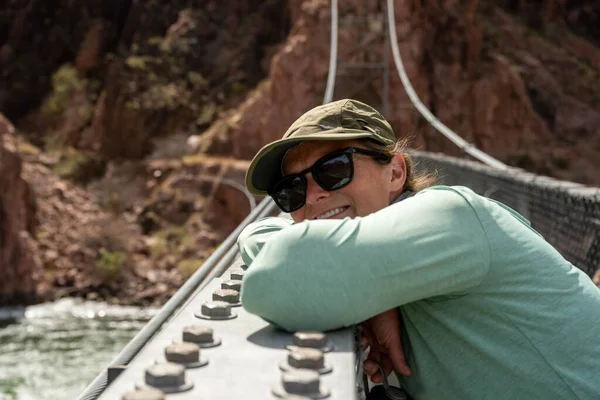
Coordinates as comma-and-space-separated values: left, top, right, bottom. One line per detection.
411, 151, 600, 278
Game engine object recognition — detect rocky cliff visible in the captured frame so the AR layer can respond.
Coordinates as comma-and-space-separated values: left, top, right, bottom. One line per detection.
0, 0, 598, 305
0, 115, 40, 305
199, 0, 600, 184
1, 0, 287, 305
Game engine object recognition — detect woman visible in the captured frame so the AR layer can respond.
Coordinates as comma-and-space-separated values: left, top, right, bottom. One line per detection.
237, 99, 600, 399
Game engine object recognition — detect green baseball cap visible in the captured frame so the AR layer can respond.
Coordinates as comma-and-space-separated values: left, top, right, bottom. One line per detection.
245, 99, 397, 195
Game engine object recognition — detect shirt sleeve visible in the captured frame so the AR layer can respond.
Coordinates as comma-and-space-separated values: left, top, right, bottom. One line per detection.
240, 187, 492, 332
236, 215, 294, 266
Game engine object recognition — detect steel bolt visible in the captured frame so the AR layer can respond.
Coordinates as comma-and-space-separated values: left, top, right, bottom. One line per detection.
145, 362, 186, 388
221, 279, 242, 291
197, 300, 234, 319
122, 388, 165, 400
293, 331, 327, 349
202, 301, 231, 317
229, 268, 244, 280
282, 369, 321, 395
182, 324, 221, 348
164, 342, 200, 364
212, 288, 240, 304
183, 325, 213, 343
288, 348, 325, 370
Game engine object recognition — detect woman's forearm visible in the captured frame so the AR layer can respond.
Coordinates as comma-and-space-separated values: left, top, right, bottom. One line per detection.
241, 187, 491, 332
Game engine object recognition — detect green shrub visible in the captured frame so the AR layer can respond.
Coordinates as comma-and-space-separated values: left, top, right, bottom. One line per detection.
52, 147, 106, 183
96, 249, 126, 281
42, 64, 84, 116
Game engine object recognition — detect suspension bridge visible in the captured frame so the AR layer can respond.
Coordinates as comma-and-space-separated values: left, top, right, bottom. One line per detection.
76, 1, 600, 399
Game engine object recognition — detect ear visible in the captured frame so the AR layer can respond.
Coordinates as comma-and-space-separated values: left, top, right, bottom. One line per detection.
389, 154, 407, 194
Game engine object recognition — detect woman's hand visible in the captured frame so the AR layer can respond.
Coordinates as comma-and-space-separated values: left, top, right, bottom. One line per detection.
361, 308, 412, 383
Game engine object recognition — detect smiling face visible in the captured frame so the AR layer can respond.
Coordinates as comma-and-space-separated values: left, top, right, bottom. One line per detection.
282, 139, 407, 222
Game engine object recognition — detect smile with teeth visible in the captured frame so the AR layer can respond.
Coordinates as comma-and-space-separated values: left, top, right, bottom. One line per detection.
314, 206, 349, 220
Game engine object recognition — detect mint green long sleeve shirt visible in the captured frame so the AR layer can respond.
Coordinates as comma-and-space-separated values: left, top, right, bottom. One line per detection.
237, 186, 600, 400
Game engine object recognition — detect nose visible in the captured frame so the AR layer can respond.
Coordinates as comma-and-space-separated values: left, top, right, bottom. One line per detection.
305, 175, 330, 205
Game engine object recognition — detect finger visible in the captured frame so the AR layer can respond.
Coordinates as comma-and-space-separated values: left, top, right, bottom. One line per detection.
370, 354, 393, 383
364, 347, 381, 379
363, 358, 378, 377
380, 355, 394, 377
387, 341, 412, 376
360, 325, 379, 352
364, 358, 384, 383
366, 348, 388, 384
361, 335, 369, 350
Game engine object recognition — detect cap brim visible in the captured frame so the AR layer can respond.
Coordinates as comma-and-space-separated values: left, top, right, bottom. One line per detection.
245, 131, 376, 196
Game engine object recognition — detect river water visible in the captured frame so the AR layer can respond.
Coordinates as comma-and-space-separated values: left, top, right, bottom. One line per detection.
0, 298, 157, 400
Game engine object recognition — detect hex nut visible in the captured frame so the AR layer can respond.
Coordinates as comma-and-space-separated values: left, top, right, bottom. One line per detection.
182, 325, 213, 343
273, 369, 330, 399
122, 388, 165, 400
145, 362, 185, 388
182, 324, 221, 348
293, 331, 327, 349
282, 369, 321, 394
195, 301, 237, 320
221, 279, 242, 291
164, 342, 200, 364
212, 289, 240, 304
281, 347, 332, 374
229, 268, 244, 280
201, 301, 231, 317
288, 348, 325, 370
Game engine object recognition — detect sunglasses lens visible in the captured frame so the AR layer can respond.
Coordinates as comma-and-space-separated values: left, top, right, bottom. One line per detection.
315, 153, 352, 190
271, 151, 355, 212
272, 176, 306, 212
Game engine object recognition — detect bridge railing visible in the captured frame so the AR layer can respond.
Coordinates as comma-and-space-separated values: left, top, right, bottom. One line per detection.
412, 151, 600, 278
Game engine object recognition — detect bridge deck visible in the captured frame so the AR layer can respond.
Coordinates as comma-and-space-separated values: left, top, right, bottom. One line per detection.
98, 257, 360, 400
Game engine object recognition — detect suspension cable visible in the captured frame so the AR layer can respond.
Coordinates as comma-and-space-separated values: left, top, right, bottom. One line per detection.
385, 0, 508, 170
323, 0, 339, 104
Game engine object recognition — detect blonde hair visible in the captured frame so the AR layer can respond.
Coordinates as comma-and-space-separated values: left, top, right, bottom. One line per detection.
360, 137, 437, 192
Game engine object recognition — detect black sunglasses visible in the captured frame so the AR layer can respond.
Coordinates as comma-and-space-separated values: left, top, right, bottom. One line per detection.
268, 146, 391, 213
